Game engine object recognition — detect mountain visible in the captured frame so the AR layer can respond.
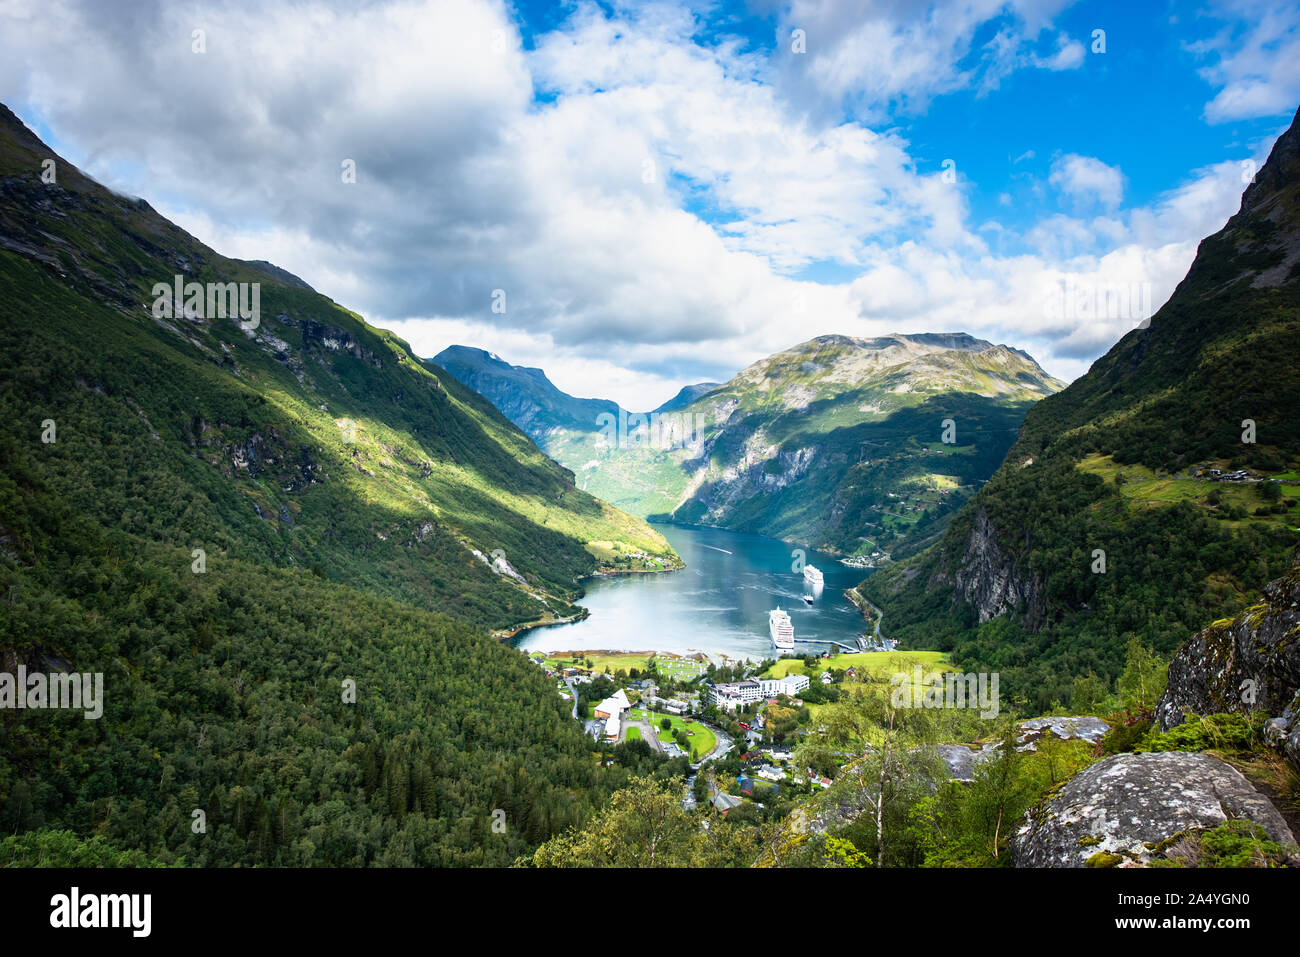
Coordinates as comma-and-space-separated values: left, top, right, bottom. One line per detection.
431, 344, 621, 439
0, 106, 678, 634
663, 333, 1064, 555
652, 382, 721, 414
862, 105, 1300, 711
0, 103, 677, 865
437, 333, 1064, 557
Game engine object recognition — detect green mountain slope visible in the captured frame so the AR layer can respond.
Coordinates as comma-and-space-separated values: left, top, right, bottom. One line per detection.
0, 104, 677, 634
663, 333, 1064, 557
0, 103, 676, 865
438, 334, 1063, 558
862, 105, 1300, 711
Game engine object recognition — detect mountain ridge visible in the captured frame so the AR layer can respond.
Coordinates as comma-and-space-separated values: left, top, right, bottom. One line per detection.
435, 332, 1064, 556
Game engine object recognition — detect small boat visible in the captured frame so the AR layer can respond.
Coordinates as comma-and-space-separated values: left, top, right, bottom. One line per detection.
803, 594, 814, 604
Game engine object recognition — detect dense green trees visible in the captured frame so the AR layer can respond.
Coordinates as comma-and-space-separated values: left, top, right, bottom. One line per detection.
527, 775, 759, 867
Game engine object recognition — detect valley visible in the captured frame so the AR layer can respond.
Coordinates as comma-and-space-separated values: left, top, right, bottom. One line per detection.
435, 334, 1064, 561
2, 7, 1300, 889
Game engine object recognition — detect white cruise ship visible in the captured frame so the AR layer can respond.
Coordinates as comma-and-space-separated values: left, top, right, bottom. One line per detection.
803, 564, 824, 586
769, 607, 795, 649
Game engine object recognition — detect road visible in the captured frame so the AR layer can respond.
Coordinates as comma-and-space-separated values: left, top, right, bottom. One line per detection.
561, 676, 577, 722
692, 720, 732, 769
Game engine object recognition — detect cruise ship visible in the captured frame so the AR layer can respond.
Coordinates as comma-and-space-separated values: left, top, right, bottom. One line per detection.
803, 564, 824, 586
769, 607, 795, 649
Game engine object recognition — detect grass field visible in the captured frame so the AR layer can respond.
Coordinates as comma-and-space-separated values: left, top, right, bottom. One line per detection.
544, 652, 655, 675
542, 651, 707, 681
624, 726, 641, 742
1077, 453, 1300, 529
762, 650, 950, 680
630, 708, 717, 759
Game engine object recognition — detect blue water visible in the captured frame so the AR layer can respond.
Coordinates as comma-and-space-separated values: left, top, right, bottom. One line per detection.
512, 524, 874, 662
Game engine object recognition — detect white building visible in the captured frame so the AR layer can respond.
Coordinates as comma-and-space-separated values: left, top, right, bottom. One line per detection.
594, 688, 631, 720
759, 674, 810, 697
708, 680, 762, 710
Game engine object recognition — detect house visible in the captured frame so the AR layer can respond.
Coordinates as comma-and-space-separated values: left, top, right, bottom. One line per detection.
593, 688, 631, 720
820, 671, 833, 684
757, 765, 784, 782
603, 715, 621, 740
711, 793, 742, 813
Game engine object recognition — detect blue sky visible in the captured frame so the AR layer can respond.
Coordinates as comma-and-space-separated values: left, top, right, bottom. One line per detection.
1, 0, 1297, 406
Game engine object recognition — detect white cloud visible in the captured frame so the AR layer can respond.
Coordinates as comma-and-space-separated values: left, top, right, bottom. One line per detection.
774, 0, 1082, 115
1194, 1, 1300, 123
0, 0, 1280, 409
1049, 154, 1125, 208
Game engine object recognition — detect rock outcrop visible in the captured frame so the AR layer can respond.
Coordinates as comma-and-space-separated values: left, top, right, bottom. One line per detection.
1016, 715, 1110, 748
1013, 752, 1296, 867
1156, 556, 1300, 769
944, 506, 1044, 627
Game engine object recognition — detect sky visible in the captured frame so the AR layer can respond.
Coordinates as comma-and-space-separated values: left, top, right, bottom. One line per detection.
1, 0, 1298, 408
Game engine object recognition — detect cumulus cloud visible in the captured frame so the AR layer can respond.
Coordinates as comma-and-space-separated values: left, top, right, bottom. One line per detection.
1048, 154, 1125, 209
773, 0, 1082, 116
0, 0, 1281, 407
1192, 1, 1300, 123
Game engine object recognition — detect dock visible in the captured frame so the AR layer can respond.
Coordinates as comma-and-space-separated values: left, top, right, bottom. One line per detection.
789, 637, 859, 653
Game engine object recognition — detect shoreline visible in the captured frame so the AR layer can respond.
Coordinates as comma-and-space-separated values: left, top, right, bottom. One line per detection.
493, 555, 684, 641
534, 648, 710, 662
587, 563, 682, 578
491, 609, 589, 641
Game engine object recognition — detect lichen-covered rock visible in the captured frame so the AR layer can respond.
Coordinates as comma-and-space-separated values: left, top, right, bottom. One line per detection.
1017, 716, 1110, 748
1155, 556, 1300, 770
937, 743, 998, 781
1013, 752, 1295, 868
938, 718, 1109, 780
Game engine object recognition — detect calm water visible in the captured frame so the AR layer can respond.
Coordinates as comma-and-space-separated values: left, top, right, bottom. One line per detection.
512, 524, 874, 662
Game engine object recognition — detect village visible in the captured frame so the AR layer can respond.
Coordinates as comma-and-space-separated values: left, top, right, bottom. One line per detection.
528, 649, 896, 817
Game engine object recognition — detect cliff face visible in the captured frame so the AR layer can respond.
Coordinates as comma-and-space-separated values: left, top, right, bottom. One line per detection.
943, 506, 1044, 626
1157, 555, 1300, 766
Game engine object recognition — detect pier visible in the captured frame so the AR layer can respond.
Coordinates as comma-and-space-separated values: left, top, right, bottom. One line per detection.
789, 637, 859, 653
